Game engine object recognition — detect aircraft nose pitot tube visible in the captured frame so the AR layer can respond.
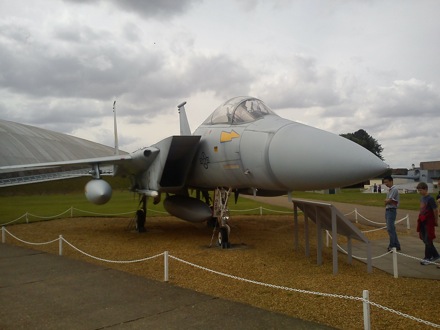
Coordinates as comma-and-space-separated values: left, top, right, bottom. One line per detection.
266, 122, 388, 191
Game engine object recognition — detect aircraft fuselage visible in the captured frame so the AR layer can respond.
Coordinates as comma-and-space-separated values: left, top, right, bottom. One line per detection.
189, 115, 386, 192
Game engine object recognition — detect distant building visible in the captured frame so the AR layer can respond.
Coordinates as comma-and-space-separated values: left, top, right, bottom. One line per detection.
365, 161, 440, 194
395, 161, 440, 185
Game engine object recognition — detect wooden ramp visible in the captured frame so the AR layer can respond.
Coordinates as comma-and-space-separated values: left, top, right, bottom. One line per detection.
292, 198, 372, 274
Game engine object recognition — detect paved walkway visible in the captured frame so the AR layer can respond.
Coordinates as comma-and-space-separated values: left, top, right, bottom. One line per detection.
251, 196, 440, 280
0, 244, 333, 330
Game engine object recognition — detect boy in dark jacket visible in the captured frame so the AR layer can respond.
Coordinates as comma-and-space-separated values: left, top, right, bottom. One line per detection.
416, 182, 439, 265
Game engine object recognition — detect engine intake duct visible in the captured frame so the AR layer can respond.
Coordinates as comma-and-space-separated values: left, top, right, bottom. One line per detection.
156, 136, 201, 192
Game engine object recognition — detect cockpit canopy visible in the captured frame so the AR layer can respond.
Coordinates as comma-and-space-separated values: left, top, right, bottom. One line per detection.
202, 96, 278, 125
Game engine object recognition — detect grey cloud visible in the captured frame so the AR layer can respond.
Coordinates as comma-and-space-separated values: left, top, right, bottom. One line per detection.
254, 55, 342, 109
113, 0, 201, 18
186, 55, 254, 99
64, 0, 200, 19
369, 79, 440, 118
53, 23, 109, 44
0, 16, 252, 103
0, 21, 31, 43
122, 22, 141, 42
234, 0, 292, 11
119, 53, 254, 110
0, 21, 163, 100
0, 20, 253, 130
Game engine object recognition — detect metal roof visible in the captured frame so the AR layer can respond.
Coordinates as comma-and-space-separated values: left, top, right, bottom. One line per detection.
0, 119, 118, 167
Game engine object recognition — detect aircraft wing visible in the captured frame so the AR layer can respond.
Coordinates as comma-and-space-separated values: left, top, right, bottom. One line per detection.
0, 154, 132, 174
0, 119, 200, 195
0, 119, 164, 187
0, 150, 159, 187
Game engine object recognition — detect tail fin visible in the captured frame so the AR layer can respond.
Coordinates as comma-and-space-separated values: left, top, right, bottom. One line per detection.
177, 101, 191, 135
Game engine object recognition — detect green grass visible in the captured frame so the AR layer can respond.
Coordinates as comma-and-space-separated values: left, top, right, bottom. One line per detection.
0, 180, 426, 226
0, 190, 293, 225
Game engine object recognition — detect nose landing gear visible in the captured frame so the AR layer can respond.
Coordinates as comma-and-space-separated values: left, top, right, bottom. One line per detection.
211, 187, 232, 249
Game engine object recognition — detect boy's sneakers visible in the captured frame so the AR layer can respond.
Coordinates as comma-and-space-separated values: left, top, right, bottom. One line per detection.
420, 256, 440, 265
420, 258, 431, 265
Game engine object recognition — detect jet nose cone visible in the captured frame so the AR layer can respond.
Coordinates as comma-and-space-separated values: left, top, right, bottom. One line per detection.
268, 123, 388, 190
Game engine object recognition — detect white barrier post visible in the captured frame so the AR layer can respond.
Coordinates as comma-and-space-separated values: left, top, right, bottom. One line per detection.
406, 214, 410, 230
164, 251, 169, 282
363, 290, 371, 330
71, 207, 74, 218
355, 208, 358, 223
260, 206, 262, 216
392, 247, 398, 278
325, 230, 329, 247
26, 212, 29, 224
2, 226, 5, 243
59, 235, 63, 256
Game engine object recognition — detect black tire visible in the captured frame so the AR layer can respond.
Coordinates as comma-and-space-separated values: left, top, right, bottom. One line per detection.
219, 227, 229, 249
136, 209, 146, 233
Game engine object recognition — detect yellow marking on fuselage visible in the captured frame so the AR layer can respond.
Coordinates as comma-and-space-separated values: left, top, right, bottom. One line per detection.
220, 130, 240, 142
223, 164, 240, 169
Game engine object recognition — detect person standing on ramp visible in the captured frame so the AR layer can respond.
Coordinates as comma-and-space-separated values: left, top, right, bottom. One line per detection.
383, 175, 401, 251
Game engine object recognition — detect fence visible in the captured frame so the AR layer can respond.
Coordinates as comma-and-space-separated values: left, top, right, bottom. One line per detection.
346, 208, 411, 231
325, 231, 440, 277
1, 206, 426, 276
1, 206, 292, 226
2, 205, 422, 277
1, 227, 438, 330
0, 205, 409, 228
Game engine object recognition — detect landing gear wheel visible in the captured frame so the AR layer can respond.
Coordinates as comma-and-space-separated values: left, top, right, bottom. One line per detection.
136, 209, 146, 233
218, 225, 231, 249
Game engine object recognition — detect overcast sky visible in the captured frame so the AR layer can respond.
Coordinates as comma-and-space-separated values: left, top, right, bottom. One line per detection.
1, 0, 439, 169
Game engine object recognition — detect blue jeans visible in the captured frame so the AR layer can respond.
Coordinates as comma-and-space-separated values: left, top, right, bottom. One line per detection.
419, 221, 439, 259
385, 208, 400, 249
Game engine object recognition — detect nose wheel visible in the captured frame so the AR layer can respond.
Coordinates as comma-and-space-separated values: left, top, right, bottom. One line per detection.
218, 223, 231, 249
211, 187, 232, 249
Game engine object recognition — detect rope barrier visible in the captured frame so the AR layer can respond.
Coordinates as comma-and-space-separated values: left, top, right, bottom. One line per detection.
0, 205, 403, 226
26, 209, 72, 220
0, 205, 295, 226
354, 211, 409, 228
395, 250, 440, 266
61, 238, 164, 263
0, 207, 167, 226
2, 227, 59, 246
325, 231, 440, 272
169, 254, 439, 329
0, 214, 28, 226
2, 227, 439, 328
72, 208, 136, 216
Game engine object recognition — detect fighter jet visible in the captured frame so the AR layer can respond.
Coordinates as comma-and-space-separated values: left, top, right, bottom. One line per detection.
0, 96, 387, 247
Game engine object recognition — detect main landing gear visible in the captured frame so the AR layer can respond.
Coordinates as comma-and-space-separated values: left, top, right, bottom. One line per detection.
136, 195, 147, 233
211, 187, 231, 249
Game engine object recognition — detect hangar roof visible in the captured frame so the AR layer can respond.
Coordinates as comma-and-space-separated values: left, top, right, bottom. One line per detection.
0, 119, 118, 167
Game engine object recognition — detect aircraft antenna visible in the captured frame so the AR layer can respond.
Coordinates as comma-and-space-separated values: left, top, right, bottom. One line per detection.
113, 100, 119, 155
177, 101, 191, 135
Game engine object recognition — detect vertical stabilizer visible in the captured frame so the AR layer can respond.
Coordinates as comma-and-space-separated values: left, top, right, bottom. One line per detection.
177, 101, 191, 135
113, 100, 119, 155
